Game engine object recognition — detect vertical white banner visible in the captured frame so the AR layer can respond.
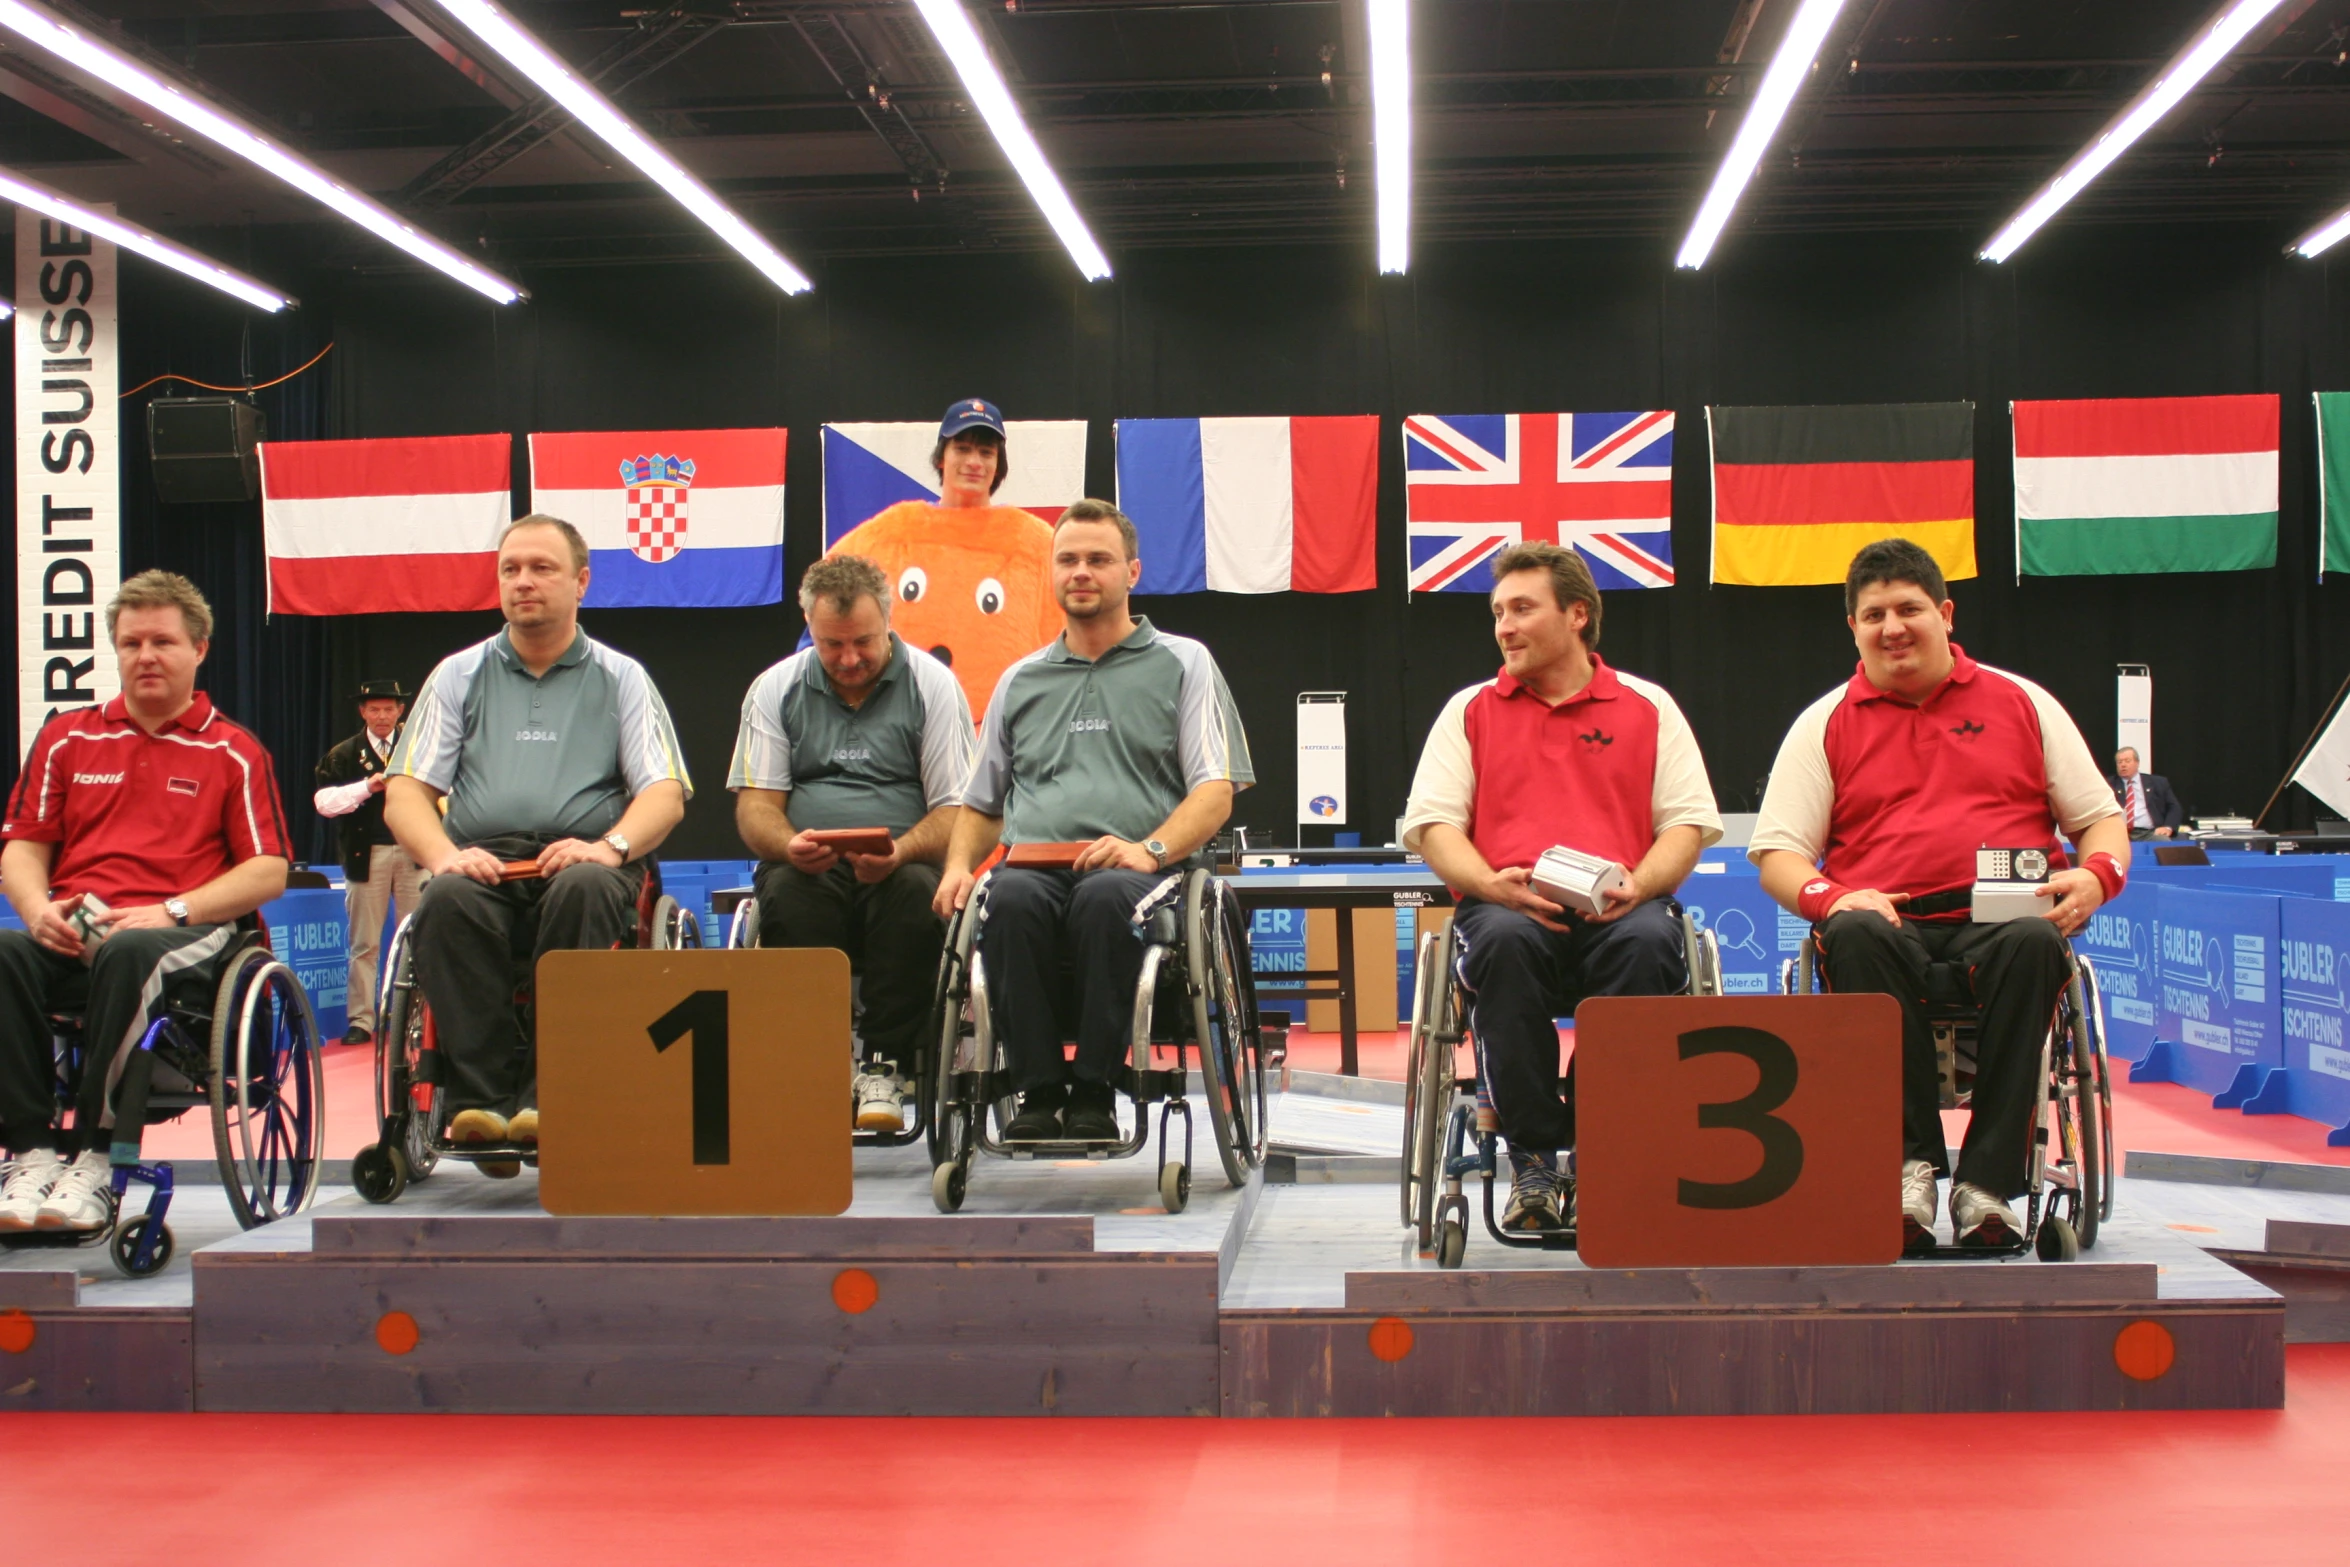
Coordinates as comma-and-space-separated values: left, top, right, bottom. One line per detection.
2117, 663, 2152, 774
1297, 691, 1347, 826
16, 208, 119, 752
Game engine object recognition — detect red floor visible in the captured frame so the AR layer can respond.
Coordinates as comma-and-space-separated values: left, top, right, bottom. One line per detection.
6, 1344, 2347, 1565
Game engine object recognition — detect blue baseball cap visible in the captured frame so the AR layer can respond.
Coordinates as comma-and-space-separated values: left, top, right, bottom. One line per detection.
938, 397, 1006, 441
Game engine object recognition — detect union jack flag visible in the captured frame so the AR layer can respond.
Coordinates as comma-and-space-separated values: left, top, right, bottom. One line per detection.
1404, 412, 1676, 593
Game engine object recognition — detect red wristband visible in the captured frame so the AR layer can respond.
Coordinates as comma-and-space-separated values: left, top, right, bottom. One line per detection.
1797, 877, 1853, 923
2085, 852, 2126, 903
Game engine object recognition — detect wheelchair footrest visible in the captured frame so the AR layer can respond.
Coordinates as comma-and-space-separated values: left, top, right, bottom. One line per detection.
1117, 1068, 1185, 1103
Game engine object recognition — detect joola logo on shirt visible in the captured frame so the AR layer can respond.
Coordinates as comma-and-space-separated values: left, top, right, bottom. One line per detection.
1069, 717, 1111, 734
1949, 720, 1986, 741
831, 746, 874, 764
71, 771, 124, 785
515, 729, 559, 743
1577, 729, 1613, 750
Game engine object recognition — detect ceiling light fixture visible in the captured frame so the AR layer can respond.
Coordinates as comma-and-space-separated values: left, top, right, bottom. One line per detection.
1368, 0, 1410, 274
2289, 201, 2350, 257
0, 164, 294, 311
1981, 0, 2291, 263
432, 0, 811, 293
911, 0, 1110, 280
1677, 0, 1850, 269
0, 0, 521, 303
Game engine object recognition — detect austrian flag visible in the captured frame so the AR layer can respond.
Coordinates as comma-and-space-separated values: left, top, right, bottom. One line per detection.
1404, 412, 1676, 594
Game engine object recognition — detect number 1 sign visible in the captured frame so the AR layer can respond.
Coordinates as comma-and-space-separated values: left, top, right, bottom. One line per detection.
1573, 995, 1903, 1268
535, 949, 854, 1216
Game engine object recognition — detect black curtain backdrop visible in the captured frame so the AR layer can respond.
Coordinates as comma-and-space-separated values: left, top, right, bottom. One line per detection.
10, 222, 2349, 863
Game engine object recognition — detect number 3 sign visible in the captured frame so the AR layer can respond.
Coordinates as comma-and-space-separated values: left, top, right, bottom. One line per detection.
1574, 995, 1903, 1267
535, 949, 854, 1216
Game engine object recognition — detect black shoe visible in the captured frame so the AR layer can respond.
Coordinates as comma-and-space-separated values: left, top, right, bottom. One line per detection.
342, 1025, 372, 1046
1062, 1083, 1119, 1143
1006, 1087, 1066, 1141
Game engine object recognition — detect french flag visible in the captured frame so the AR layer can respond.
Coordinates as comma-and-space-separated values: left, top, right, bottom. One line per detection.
528, 427, 786, 607
1115, 416, 1378, 593
261, 434, 510, 615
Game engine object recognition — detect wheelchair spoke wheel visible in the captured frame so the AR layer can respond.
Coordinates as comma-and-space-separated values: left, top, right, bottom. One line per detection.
2064, 975, 2104, 1250
2076, 959, 2117, 1225
1188, 873, 1265, 1188
208, 948, 326, 1230
927, 902, 982, 1171
376, 922, 438, 1183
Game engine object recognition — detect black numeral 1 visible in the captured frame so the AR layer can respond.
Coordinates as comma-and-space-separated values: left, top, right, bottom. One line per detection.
648, 990, 731, 1165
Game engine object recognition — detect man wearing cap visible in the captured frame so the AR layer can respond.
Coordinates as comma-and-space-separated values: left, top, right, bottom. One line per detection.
827, 398, 1061, 720
314, 679, 425, 1045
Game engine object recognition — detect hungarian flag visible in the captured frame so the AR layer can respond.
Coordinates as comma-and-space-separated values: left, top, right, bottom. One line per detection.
2013, 394, 2277, 577
528, 428, 786, 607
2313, 392, 2350, 580
1707, 403, 1975, 587
1115, 415, 1378, 593
261, 434, 510, 615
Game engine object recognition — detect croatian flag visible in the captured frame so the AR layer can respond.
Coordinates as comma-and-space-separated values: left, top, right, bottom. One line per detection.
528, 427, 786, 607
1115, 416, 1378, 593
1405, 412, 1676, 593
821, 420, 1087, 546
261, 434, 510, 615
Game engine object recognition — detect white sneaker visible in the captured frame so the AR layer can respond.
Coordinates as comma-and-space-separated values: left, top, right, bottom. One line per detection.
1901, 1159, 1939, 1250
0, 1149, 64, 1231
1951, 1181, 2022, 1247
854, 1066, 907, 1133
34, 1150, 115, 1232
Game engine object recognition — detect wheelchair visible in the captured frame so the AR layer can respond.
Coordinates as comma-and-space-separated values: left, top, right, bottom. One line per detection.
926, 865, 1266, 1215
349, 860, 698, 1202
715, 884, 931, 1149
0, 925, 326, 1277
1402, 902, 1722, 1270
1779, 928, 2114, 1261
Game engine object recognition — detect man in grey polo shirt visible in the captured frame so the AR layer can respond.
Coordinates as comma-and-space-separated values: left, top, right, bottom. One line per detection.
935, 499, 1254, 1143
731, 553, 974, 1133
386, 514, 692, 1174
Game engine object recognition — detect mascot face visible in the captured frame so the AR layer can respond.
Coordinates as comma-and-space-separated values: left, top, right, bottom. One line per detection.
829, 503, 1060, 718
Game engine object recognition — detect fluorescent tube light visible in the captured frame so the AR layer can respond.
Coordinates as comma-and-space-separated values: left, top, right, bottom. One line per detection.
912, 0, 1110, 280
1676, 0, 1849, 269
434, 0, 810, 293
2290, 203, 2350, 257
1981, 0, 2291, 263
0, 296, 13, 319
0, 164, 294, 310
0, 0, 521, 303
1369, 0, 1410, 274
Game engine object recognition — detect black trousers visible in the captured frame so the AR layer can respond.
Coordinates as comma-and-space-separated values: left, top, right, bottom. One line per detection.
0, 923, 239, 1153
411, 859, 643, 1115
1813, 910, 2074, 1197
1451, 897, 1687, 1157
980, 866, 1160, 1095
754, 858, 943, 1067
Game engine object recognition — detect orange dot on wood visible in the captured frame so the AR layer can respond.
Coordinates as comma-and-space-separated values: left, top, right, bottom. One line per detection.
2113, 1319, 2176, 1382
832, 1268, 879, 1315
1367, 1316, 1415, 1363
0, 1311, 34, 1355
375, 1310, 420, 1356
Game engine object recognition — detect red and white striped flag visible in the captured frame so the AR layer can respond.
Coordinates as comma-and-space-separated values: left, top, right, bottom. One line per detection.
261, 434, 512, 615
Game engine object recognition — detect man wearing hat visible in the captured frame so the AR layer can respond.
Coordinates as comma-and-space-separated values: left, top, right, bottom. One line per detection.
314, 679, 425, 1045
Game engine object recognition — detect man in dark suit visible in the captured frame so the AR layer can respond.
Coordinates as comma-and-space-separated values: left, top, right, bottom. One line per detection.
2110, 747, 2184, 841
314, 680, 424, 1044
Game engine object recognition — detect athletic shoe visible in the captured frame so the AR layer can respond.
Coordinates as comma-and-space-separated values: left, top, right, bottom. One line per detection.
0, 1149, 63, 1232
853, 1067, 907, 1133
1005, 1088, 1065, 1142
1500, 1152, 1568, 1233
448, 1108, 519, 1178
33, 1150, 115, 1232
342, 1025, 372, 1046
507, 1108, 539, 1146
1951, 1182, 2021, 1247
1901, 1159, 1940, 1251
1062, 1083, 1119, 1143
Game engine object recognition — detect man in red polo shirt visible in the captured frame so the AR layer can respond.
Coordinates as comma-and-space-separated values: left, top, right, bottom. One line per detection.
1752, 538, 2124, 1251
0, 572, 291, 1233
1402, 542, 1722, 1232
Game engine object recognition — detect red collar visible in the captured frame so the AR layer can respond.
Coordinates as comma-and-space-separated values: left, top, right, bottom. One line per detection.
1494, 653, 1620, 709
98, 691, 217, 734
1847, 643, 1977, 708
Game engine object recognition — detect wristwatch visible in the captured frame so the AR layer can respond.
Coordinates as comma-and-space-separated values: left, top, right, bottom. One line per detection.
603, 832, 631, 862
1145, 839, 1169, 869
165, 898, 190, 926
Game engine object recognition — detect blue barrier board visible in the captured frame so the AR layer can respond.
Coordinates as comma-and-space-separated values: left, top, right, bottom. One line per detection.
2142, 884, 2283, 1098
2274, 897, 2350, 1135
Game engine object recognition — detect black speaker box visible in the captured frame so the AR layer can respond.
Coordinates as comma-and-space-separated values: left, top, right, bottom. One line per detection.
149, 397, 264, 504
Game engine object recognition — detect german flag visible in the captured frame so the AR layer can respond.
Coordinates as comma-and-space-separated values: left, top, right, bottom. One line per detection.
1708, 402, 1975, 587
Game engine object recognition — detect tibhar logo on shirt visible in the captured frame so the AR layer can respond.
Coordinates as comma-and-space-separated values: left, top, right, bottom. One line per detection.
72, 771, 125, 785
1577, 729, 1613, 751
1949, 720, 1986, 742
1069, 716, 1111, 734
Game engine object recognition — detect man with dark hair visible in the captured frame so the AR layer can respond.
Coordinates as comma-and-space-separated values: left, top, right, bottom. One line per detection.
2109, 748, 2184, 840
1752, 537, 2127, 1250
934, 500, 1254, 1143
0, 571, 291, 1231
314, 679, 423, 1044
731, 552, 974, 1132
1400, 541, 1721, 1231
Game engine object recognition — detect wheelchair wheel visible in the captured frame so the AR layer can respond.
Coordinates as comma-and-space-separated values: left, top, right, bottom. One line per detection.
109, 1214, 174, 1278
207, 945, 326, 1230
1436, 1213, 1468, 1270
2076, 957, 2117, 1225
1186, 872, 1265, 1188
1402, 925, 1456, 1247
375, 920, 438, 1186
726, 898, 759, 949
350, 1141, 407, 1205
2061, 969, 2105, 1250
651, 895, 700, 950
1159, 1159, 1191, 1214
2035, 1213, 2080, 1262
927, 895, 984, 1177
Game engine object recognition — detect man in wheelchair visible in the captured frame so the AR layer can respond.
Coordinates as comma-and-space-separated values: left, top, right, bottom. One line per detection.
932, 499, 1254, 1145
1752, 538, 2127, 1250
730, 553, 974, 1132
1401, 542, 1721, 1234
0, 573, 291, 1231
386, 516, 691, 1174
